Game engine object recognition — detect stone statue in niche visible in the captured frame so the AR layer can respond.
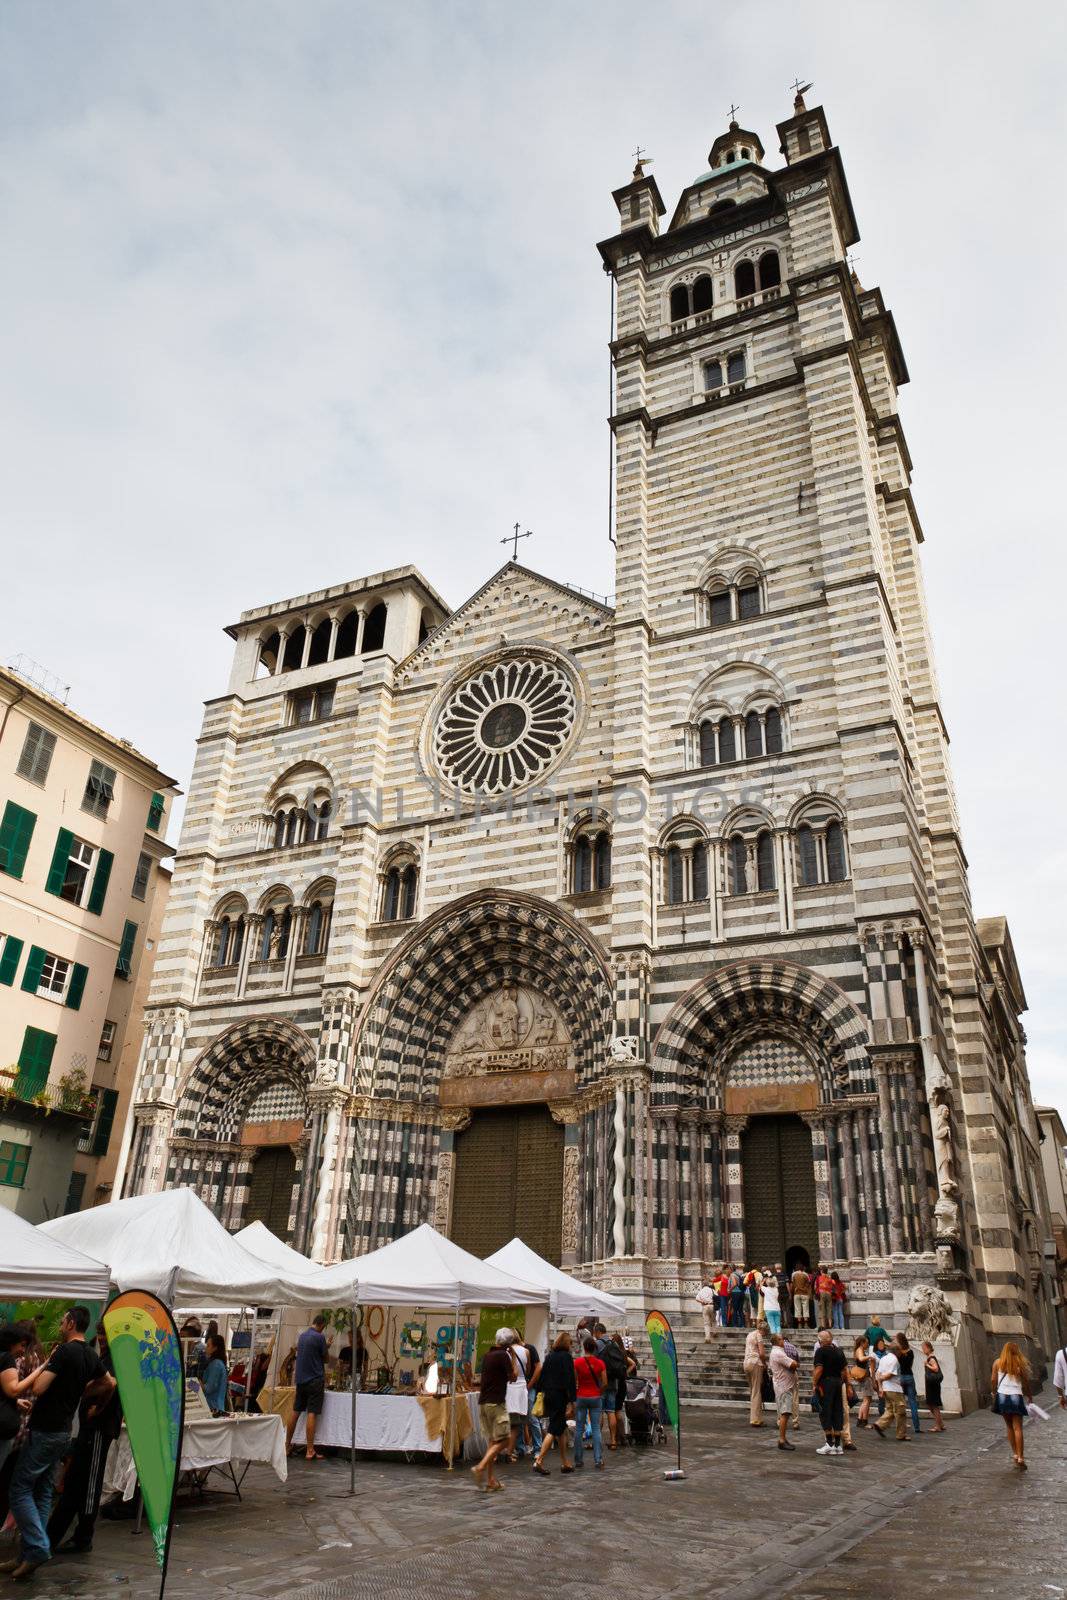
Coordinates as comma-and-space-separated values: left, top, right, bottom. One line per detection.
488, 984, 522, 1047
928, 1078, 961, 1244
268, 922, 284, 962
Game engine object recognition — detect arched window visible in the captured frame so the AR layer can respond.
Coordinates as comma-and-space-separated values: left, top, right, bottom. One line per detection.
797, 824, 819, 886
699, 721, 716, 767
708, 587, 732, 627
734, 259, 756, 298
667, 846, 684, 905
259, 911, 275, 961
718, 716, 736, 763
756, 830, 776, 891
692, 842, 708, 900
593, 832, 612, 890
670, 284, 690, 322
382, 861, 418, 922
280, 628, 306, 673
312, 799, 331, 841
744, 711, 763, 759
273, 811, 287, 850
692, 275, 713, 313
729, 834, 748, 895
334, 610, 358, 658
825, 821, 847, 882
737, 580, 761, 619
283, 809, 303, 848
276, 907, 292, 960
740, 147, 751, 160
765, 708, 783, 754
362, 602, 387, 653
214, 916, 232, 967
230, 916, 245, 969
758, 250, 781, 289
304, 901, 324, 955
257, 632, 280, 678
574, 836, 592, 894
307, 619, 331, 667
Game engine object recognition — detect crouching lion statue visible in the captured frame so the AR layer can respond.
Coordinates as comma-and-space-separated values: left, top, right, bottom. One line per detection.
905, 1282, 955, 1343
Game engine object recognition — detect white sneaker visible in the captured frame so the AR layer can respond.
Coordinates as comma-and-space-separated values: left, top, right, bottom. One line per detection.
816, 1442, 836, 1455
832, 1445, 844, 1455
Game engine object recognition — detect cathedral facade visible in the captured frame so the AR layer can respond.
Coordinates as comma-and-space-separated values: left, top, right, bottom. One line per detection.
121, 95, 1058, 1385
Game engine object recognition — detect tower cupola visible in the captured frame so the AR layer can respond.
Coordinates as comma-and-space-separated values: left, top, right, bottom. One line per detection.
708, 119, 765, 171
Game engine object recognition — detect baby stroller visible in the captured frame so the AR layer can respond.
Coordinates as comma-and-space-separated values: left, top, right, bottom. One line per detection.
624, 1376, 665, 1448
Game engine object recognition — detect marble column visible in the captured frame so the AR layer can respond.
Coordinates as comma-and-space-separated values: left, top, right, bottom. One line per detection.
612, 1084, 627, 1258
632, 1078, 648, 1259
875, 1064, 905, 1253
804, 1112, 835, 1262
309, 1087, 347, 1262
909, 1070, 934, 1249
684, 1113, 704, 1262
707, 1114, 725, 1261
839, 1109, 863, 1259
664, 1112, 680, 1258
858, 1106, 884, 1255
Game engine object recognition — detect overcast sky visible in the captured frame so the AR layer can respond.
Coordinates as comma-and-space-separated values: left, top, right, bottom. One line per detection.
2, 1, 1064, 1117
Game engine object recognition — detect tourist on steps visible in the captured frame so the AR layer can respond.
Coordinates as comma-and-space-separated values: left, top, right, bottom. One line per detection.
790, 1264, 812, 1329
743, 1319, 768, 1426
760, 1267, 782, 1334
696, 1279, 718, 1343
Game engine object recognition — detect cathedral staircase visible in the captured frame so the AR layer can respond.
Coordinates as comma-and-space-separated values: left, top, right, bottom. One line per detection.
662, 1313, 825, 1405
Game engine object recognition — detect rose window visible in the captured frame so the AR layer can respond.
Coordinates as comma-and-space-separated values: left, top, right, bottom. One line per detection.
433, 657, 577, 793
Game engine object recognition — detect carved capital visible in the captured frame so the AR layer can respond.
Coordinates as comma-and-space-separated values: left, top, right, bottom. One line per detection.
723, 1114, 750, 1135
548, 1099, 580, 1126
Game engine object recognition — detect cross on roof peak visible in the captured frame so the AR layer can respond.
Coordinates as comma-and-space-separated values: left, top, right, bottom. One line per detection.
501, 523, 532, 561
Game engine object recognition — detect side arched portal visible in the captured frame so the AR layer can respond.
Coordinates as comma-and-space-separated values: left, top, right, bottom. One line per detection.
167, 1018, 316, 1238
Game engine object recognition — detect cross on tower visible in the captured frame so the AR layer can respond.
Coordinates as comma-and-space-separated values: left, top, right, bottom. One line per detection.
632, 145, 647, 167
501, 522, 532, 561
728, 102, 741, 121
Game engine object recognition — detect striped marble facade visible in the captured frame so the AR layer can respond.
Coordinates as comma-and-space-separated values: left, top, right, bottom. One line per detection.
121, 96, 1057, 1370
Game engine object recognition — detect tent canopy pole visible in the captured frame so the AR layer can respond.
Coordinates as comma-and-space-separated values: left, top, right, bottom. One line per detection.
348, 1295, 359, 1496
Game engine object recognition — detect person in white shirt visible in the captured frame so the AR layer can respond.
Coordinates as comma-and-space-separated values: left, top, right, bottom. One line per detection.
1053, 1343, 1067, 1410
760, 1269, 781, 1335
695, 1281, 718, 1343
870, 1343, 907, 1441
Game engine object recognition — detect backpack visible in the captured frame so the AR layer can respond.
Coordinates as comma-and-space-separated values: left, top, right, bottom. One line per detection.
598, 1338, 627, 1383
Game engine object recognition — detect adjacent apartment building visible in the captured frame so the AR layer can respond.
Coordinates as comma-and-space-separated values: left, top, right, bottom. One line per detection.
0, 663, 178, 1220
1036, 1106, 1067, 1344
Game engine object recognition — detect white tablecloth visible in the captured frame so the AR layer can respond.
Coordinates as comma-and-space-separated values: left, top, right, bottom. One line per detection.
105, 1415, 287, 1501
293, 1391, 481, 1454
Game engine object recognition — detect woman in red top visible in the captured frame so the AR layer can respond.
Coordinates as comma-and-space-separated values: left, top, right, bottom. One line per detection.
814, 1270, 835, 1330
572, 1338, 607, 1469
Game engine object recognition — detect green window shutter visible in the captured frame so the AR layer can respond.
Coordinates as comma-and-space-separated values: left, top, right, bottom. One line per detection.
86, 848, 113, 915
115, 919, 137, 978
65, 961, 88, 1011
0, 802, 37, 879
0, 935, 23, 986
91, 1088, 120, 1157
147, 792, 165, 832
45, 828, 75, 896
20, 945, 47, 994
16, 1026, 56, 1097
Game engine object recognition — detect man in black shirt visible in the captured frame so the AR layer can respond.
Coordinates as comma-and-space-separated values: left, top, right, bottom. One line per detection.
812, 1328, 847, 1457
1, 1307, 112, 1579
48, 1324, 123, 1557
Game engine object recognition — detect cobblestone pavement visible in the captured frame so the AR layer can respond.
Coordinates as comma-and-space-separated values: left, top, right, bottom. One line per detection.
3, 1392, 1064, 1600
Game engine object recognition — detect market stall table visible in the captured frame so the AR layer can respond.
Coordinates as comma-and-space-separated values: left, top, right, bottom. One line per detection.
291, 1390, 481, 1459
106, 1414, 287, 1503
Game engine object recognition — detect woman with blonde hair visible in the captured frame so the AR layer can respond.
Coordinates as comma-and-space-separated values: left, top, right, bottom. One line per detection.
991, 1342, 1032, 1469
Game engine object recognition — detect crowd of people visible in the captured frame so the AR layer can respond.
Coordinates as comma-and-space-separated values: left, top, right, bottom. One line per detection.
696, 1263, 849, 1335
0, 1309, 120, 1582
470, 1319, 648, 1490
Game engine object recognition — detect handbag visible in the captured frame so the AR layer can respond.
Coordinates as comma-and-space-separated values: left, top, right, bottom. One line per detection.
760, 1369, 774, 1402
532, 1391, 545, 1418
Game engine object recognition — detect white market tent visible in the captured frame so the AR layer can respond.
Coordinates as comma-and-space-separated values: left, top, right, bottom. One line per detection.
0, 1205, 112, 1302
316, 1222, 547, 1309
234, 1220, 321, 1279
486, 1237, 627, 1321
40, 1188, 327, 1309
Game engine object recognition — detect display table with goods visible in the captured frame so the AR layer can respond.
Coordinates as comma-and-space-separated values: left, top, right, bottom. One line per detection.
105, 1414, 288, 1501
290, 1389, 481, 1461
